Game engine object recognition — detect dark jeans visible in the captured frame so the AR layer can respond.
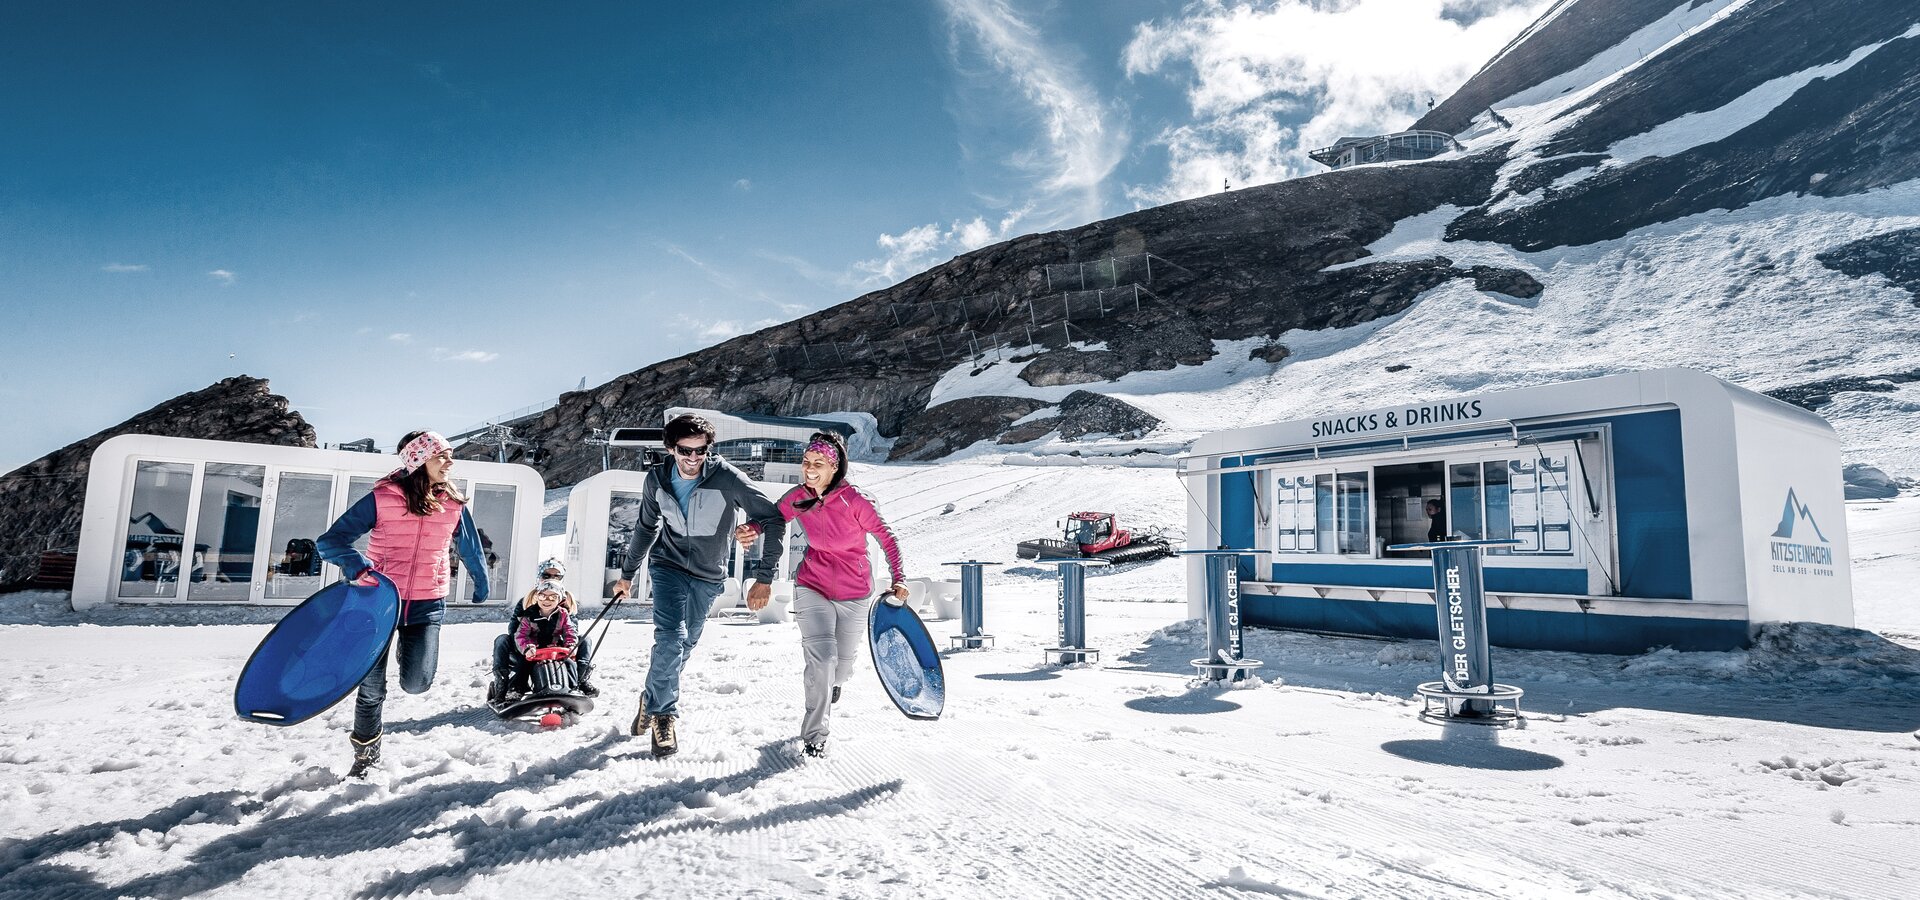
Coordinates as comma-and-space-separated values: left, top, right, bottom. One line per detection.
353, 623, 440, 740
490, 632, 594, 688
645, 566, 724, 717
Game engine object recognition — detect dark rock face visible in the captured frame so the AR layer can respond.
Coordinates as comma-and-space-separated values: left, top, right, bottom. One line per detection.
1416, 0, 1707, 135
0, 376, 314, 588
1451, 1, 1920, 250
1055, 391, 1161, 441
888, 396, 1052, 461
1469, 266, 1544, 299
1818, 227, 1920, 303
1764, 369, 1920, 410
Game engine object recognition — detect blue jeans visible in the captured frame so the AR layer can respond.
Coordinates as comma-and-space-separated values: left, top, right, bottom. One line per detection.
353, 622, 440, 740
645, 565, 723, 717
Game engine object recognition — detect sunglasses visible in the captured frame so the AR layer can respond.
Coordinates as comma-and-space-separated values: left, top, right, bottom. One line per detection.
671, 443, 711, 457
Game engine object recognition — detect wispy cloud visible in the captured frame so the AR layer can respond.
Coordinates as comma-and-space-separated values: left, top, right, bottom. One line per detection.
1122, 0, 1547, 205
666, 244, 811, 317
207, 269, 237, 285
854, 206, 1032, 288
388, 333, 414, 344
431, 348, 499, 363
101, 263, 148, 273
734, 178, 753, 191
669, 314, 780, 344
856, 0, 1123, 289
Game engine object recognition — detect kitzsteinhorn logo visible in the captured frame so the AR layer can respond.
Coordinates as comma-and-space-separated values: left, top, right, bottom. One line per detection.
1768, 488, 1833, 566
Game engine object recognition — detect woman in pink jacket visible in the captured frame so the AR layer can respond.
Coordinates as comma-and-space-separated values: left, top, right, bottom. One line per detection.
316, 430, 491, 777
757, 430, 907, 758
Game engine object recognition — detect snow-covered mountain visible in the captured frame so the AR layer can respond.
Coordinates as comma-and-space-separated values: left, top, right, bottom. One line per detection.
499, 0, 1920, 487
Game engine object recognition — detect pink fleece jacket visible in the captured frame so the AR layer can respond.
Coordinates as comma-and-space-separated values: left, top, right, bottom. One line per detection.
777, 482, 905, 601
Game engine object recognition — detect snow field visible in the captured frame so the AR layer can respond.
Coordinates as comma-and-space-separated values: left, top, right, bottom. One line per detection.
3, 461, 1919, 898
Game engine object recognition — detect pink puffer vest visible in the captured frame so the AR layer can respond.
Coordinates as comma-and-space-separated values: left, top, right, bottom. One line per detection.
365, 480, 465, 601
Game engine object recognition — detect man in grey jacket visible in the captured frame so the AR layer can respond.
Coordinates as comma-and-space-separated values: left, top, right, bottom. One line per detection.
612, 413, 786, 757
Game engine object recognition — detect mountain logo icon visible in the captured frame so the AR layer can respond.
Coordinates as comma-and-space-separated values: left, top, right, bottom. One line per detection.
1769, 488, 1828, 543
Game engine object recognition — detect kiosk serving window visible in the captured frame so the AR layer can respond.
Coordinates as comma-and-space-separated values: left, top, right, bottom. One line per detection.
1265, 442, 1586, 560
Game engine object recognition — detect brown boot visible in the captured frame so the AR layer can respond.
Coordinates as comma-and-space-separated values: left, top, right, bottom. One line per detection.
651, 714, 678, 758
630, 695, 650, 737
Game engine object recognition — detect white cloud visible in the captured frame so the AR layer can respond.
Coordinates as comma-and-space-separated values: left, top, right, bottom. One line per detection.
207, 269, 237, 285
855, 206, 1032, 288
734, 178, 752, 191
855, 0, 1123, 289
941, 0, 1126, 222
388, 333, 414, 344
670, 314, 780, 344
101, 263, 148, 273
431, 348, 499, 363
1123, 0, 1548, 204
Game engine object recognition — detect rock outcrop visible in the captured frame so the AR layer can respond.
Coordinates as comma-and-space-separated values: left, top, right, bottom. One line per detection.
0, 376, 314, 587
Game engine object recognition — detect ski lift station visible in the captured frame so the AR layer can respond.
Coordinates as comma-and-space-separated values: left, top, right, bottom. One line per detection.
1180, 369, 1854, 653
69, 435, 547, 609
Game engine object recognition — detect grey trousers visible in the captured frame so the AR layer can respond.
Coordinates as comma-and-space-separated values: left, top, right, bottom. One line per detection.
794, 585, 873, 743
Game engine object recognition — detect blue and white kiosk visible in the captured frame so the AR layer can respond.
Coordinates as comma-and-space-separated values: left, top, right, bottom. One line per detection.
1180, 369, 1853, 653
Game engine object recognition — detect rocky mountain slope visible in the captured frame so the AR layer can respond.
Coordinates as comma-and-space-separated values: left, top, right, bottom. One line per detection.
0, 377, 313, 586
482, 0, 1919, 485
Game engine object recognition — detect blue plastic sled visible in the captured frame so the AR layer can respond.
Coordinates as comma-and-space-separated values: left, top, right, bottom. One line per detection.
234, 572, 401, 726
868, 597, 945, 720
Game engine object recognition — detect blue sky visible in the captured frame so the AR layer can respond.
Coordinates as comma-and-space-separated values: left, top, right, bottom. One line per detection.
0, 0, 1543, 470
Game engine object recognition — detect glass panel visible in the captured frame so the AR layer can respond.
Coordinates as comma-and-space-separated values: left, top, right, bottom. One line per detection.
1540, 451, 1573, 553
118, 461, 195, 599
461, 484, 515, 602
1337, 471, 1370, 555
345, 476, 381, 559
1509, 458, 1540, 552
187, 463, 265, 600
1484, 461, 1512, 554
266, 472, 334, 600
1276, 475, 1297, 551
1313, 474, 1334, 554
605, 490, 645, 600
1448, 463, 1483, 541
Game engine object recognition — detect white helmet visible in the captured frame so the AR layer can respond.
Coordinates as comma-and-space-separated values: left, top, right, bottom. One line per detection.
536, 557, 566, 579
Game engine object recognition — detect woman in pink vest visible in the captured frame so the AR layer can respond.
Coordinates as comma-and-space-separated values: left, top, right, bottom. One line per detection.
317, 430, 492, 777
754, 430, 907, 759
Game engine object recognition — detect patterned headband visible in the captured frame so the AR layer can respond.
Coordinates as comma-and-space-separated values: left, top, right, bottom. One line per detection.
805, 440, 839, 464
399, 431, 453, 474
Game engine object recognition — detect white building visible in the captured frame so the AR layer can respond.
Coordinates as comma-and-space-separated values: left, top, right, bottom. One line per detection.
72, 435, 545, 609
1180, 369, 1853, 653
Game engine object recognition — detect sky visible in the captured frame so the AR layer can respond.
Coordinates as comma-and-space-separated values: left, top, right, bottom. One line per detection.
0, 0, 1548, 471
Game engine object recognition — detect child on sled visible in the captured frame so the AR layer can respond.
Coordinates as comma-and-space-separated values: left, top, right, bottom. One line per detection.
489, 560, 597, 702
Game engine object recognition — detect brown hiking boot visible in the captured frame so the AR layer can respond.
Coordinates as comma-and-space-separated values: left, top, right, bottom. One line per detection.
651, 714, 678, 758
630, 695, 651, 737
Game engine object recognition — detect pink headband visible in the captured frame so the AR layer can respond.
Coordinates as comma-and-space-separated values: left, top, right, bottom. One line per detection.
399, 431, 453, 474
805, 440, 839, 464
